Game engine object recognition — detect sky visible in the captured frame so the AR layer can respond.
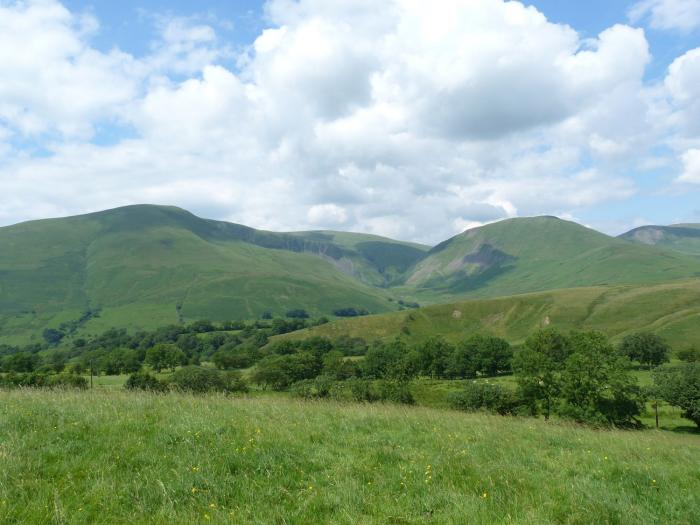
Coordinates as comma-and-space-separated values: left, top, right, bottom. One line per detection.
1, 0, 700, 244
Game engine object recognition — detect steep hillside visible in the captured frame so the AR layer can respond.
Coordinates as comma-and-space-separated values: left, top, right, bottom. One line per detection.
620, 224, 700, 256
288, 230, 428, 286
403, 216, 700, 299
276, 279, 700, 349
0, 205, 417, 343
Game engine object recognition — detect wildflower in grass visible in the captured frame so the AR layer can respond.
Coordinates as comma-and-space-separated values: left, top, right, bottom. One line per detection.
482, 492, 488, 499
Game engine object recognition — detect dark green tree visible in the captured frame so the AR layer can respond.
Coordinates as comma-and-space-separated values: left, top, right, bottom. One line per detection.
619, 333, 670, 369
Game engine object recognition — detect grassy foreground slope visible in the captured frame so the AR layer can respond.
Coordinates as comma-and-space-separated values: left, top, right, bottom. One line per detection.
0, 205, 427, 344
278, 279, 700, 348
1, 390, 698, 524
619, 224, 700, 256
404, 217, 700, 300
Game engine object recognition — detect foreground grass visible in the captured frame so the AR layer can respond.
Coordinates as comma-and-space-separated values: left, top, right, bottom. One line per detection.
1, 391, 698, 525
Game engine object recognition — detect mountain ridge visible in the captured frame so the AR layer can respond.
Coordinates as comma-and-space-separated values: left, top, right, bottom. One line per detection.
3, 205, 700, 343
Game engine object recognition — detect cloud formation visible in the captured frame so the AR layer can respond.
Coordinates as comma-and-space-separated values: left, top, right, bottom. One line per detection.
0, 0, 698, 242
629, 0, 700, 33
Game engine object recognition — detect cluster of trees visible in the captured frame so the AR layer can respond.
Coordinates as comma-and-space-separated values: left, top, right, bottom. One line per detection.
125, 367, 248, 395
0, 316, 331, 378
332, 308, 370, 317
247, 335, 513, 407
0, 372, 88, 390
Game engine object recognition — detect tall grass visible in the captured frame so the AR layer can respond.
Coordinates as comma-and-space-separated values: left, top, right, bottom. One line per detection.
1, 389, 698, 524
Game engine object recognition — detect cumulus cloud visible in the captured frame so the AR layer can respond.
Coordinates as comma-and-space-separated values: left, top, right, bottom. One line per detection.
0, 0, 141, 138
677, 149, 700, 182
629, 0, 700, 33
0, 0, 692, 243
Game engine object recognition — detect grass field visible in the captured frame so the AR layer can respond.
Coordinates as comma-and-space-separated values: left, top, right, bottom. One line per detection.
276, 279, 700, 349
0, 389, 698, 524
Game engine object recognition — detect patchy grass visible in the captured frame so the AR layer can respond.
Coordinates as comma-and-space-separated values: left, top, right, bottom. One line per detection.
0, 389, 698, 524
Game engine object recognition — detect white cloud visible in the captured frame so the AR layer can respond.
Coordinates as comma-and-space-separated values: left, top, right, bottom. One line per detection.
629, 0, 700, 33
677, 149, 700, 182
307, 204, 349, 226
0, 0, 690, 243
0, 0, 141, 138
665, 47, 700, 136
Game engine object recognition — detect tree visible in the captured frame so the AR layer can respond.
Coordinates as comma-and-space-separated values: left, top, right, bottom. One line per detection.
619, 333, 670, 369
285, 309, 309, 319
513, 329, 572, 420
146, 343, 185, 373
449, 335, 513, 378
251, 352, 321, 390
125, 372, 168, 392
42, 328, 65, 346
654, 363, 700, 427
415, 337, 454, 378
1, 352, 41, 373
213, 347, 253, 370
558, 331, 644, 426
322, 351, 358, 380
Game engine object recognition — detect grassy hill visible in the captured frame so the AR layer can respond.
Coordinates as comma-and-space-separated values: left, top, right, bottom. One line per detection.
402, 216, 700, 301
620, 224, 700, 256
1, 389, 698, 524
0, 205, 429, 344
276, 279, 700, 349
5, 207, 700, 345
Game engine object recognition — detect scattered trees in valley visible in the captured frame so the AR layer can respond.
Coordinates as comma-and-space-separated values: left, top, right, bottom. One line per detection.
2, 316, 698, 428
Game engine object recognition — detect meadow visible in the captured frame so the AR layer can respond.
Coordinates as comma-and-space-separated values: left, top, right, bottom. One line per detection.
1, 389, 699, 524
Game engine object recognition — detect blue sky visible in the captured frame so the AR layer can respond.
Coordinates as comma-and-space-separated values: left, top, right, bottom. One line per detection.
2, 0, 700, 243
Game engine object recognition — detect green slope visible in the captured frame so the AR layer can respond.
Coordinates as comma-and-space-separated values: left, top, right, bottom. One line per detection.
2, 390, 698, 524
619, 224, 700, 256
403, 216, 700, 300
276, 279, 700, 349
0, 205, 410, 343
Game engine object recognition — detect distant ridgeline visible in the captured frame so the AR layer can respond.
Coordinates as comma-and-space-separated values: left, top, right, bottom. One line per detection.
1, 204, 700, 343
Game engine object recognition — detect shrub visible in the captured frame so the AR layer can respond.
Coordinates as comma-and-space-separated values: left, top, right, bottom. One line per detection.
285, 309, 309, 319
169, 366, 248, 394
376, 380, 415, 405
0, 372, 87, 390
289, 376, 334, 399
678, 347, 700, 363
212, 348, 254, 370
251, 353, 322, 390
325, 378, 414, 405
448, 382, 520, 415
332, 308, 369, 317
125, 372, 168, 393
